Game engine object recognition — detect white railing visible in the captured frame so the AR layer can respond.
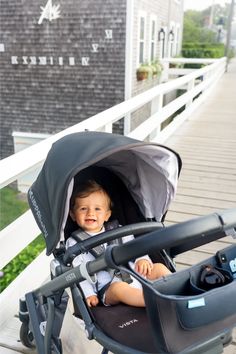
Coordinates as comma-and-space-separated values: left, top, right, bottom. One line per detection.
0, 57, 227, 328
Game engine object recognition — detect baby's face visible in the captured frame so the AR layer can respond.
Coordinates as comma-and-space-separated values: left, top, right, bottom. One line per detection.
70, 190, 111, 233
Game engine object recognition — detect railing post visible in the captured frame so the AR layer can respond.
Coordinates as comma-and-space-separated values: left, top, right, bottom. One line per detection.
185, 78, 195, 108
202, 70, 211, 94
104, 123, 113, 133
149, 94, 163, 141
124, 113, 131, 135
161, 60, 169, 82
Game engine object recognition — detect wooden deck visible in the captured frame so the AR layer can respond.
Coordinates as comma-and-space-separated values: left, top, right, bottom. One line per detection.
165, 58, 236, 354
0, 59, 236, 354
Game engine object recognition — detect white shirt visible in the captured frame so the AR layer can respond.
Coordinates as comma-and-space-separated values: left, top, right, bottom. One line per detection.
66, 228, 151, 298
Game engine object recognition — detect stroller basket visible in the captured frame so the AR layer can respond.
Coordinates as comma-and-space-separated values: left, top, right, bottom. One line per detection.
143, 244, 236, 354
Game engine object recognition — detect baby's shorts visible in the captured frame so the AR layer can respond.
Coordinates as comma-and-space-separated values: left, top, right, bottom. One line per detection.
98, 275, 142, 306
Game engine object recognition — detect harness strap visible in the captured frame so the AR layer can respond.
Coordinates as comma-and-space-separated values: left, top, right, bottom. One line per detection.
71, 229, 105, 258
71, 220, 121, 258
80, 261, 97, 285
71, 220, 133, 286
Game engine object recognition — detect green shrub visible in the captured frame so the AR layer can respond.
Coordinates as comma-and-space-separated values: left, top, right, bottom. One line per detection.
0, 236, 45, 292
0, 187, 45, 292
181, 43, 225, 68
0, 186, 28, 230
151, 60, 163, 75
136, 64, 153, 81
136, 60, 163, 81
182, 43, 225, 59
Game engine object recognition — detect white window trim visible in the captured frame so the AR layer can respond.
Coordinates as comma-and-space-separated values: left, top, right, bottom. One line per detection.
149, 15, 157, 63
12, 131, 51, 140
137, 11, 147, 66
174, 23, 181, 56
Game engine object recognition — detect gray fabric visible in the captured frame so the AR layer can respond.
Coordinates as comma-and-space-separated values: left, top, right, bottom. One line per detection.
28, 131, 181, 255
96, 146, 179, 221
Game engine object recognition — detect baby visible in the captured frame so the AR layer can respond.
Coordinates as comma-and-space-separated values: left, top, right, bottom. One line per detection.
66, 180, 171, 307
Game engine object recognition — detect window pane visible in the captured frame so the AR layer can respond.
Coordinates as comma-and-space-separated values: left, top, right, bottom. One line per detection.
140, 17, 145, 40
139, 42, 144, 63
151, 43, 154, 61
151, 21, 155, 41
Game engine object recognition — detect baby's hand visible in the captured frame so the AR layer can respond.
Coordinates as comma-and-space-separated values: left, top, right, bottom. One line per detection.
135, 259, 153, 277
86, 295, 99, 307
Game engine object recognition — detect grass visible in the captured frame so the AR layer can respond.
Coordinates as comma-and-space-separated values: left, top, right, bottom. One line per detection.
0, 186, 45, 292
0, 186, 29, 230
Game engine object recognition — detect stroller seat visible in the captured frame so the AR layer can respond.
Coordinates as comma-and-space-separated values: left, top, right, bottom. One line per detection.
65, 165, 169, 353
89, 305, 156, 352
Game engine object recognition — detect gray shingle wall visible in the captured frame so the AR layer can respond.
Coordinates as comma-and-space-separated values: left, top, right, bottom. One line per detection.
0, 0, 184, 159
0, 0, 126, 158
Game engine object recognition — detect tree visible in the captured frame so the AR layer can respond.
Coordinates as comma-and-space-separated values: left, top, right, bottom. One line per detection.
183, 10, 217, 44
183, 2, 231, 45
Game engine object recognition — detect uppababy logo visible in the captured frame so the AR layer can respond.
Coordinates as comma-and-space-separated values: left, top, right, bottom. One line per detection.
28, 189, 49, 238
38, 0, 61, 25
118, 319, 138, 329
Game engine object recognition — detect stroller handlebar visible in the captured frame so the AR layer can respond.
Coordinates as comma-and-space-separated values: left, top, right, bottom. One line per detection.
35, 209, 236, 298
63, 222, 163, 264
88, 208, 236, 270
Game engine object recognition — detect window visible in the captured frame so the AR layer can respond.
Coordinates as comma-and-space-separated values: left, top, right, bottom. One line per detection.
168, 23, 180, 57
138, 12, 146, 64
174, 24, 180, 55
149, 16, 157, 62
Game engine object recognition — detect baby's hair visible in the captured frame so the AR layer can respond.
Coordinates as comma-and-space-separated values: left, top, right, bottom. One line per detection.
70, 179, 112, 210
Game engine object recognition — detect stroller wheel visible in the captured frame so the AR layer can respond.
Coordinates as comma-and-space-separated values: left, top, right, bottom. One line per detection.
19, 322, 35, 348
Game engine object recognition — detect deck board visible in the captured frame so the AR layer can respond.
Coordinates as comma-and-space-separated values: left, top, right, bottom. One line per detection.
1, 59, 236, 353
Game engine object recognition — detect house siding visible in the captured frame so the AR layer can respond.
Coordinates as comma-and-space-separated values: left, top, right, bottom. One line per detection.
0, 0, 126, 158
0, 0, 184, 158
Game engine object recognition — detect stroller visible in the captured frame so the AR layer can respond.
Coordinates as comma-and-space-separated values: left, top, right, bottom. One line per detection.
19, 131, 236, 354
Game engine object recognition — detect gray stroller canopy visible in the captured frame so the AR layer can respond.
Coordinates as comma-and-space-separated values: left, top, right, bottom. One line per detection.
28, 132, 181, 255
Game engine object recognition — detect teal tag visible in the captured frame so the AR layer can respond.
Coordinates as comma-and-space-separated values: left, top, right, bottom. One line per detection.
188, 298, 205, 309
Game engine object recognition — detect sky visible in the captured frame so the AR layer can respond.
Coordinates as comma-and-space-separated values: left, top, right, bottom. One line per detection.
184, 0, 230, 11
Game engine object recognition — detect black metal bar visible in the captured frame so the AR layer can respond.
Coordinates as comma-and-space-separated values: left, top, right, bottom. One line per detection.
33, 209, 236, 300
25, 292, 45, 354
63, 222, 162, 264
44, 297, 55, 354
108, 210, 236, 269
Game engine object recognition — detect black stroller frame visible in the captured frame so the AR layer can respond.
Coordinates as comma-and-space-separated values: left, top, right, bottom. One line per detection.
18, 132, 236, 354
